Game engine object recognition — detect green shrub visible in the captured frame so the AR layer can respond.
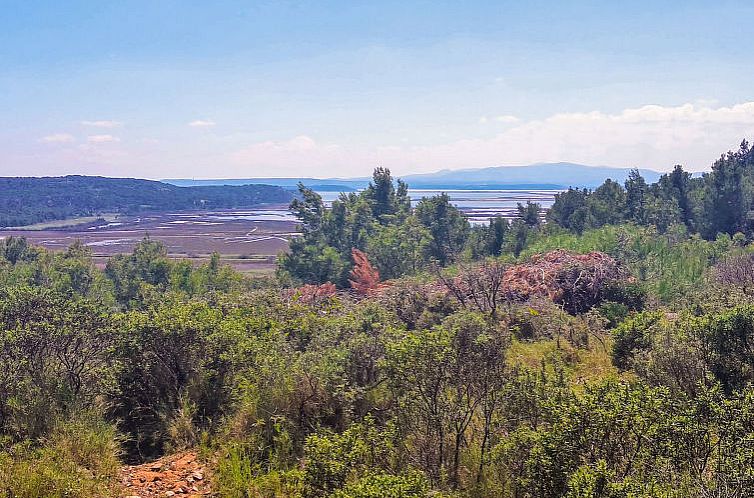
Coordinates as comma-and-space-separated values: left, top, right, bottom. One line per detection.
333, 471, 430, 498
597, 302, 629, 329
0, 416, 120, 498
611, 311, 663, 370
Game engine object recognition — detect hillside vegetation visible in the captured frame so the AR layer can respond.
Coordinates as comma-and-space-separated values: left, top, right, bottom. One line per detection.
6, 142, 754, 496
0, 175, 293, 227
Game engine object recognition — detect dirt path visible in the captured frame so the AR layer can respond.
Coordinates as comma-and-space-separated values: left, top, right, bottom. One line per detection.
120, 450, 212, 497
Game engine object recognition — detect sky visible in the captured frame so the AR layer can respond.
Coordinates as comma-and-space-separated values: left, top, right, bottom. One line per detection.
3, 0, 754, 179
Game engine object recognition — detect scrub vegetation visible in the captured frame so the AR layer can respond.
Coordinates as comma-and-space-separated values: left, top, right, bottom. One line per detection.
5, 142, 754, 496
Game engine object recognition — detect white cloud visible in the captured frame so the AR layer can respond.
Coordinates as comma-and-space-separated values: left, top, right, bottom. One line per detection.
81, 120, 122, 128
231, 102, 754, 175
40, 133, 75, 143
87, 134, 120, 143
480, 114, 519, 124
188, 119, 216, 127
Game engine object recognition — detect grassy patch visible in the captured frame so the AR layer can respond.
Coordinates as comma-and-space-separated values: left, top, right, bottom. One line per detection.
0, 416, 121, 498
507, 336, 621, 387
5, 214, 120, 230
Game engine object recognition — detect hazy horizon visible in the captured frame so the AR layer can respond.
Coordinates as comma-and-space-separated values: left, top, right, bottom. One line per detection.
4, 1, 754, 179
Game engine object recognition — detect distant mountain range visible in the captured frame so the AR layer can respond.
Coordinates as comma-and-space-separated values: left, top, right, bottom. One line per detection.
164, 162, 663, 190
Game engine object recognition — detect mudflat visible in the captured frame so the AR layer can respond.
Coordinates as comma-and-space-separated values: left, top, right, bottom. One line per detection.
0, 207, 299, 272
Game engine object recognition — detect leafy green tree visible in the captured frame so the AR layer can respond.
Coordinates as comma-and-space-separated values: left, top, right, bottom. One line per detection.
656, 165, 694, 229
104, 237, 171, 308
700, 140, 754, 238
696, 304, 754, 393
0, 286, 115, 440
611, 311, 663, 371
290, 184, 326, 237
111, 301, 224, 458
280, 240, 349, 286
0, 236, 38, 265
548, 188, 590, 233
588, 179, 627, 227
385, 312, 507, 488
366, 218, 432, 279
363, 168, 410, 224
624, 169, 648, 224
504, 219, 530, 257
485, 216, 510, 256
415, 193, 470, 266
517, 201, 541, 228
643, 194, 682, 233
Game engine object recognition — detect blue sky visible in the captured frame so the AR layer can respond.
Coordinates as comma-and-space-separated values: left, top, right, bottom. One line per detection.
3, 0, 754, 178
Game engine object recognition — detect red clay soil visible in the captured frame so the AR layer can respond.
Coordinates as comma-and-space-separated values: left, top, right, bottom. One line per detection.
120, 450, 212, 498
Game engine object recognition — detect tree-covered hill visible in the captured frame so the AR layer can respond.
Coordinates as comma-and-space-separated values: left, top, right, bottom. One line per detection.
0, 175, 294, 227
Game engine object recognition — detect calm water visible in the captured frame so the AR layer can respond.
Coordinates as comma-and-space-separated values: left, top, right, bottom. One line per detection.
318, 189, 560, 224
77, 189, 561, 230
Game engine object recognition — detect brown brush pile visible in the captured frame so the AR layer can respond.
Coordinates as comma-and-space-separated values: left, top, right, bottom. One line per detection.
433, 250, 623, 315
504, 250, 622, 312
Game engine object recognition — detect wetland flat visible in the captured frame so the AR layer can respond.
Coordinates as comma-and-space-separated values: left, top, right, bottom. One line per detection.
0, 190, 559, 271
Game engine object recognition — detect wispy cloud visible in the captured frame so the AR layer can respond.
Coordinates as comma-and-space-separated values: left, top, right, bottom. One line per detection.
40, 133, 75, 143
479, 114, 519, 124
188, 119, 216, 127
81, 120, 122, 128
87, 134, 120, 143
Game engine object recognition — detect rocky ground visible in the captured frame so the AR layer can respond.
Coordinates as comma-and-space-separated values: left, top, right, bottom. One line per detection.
120, 450, 212, 498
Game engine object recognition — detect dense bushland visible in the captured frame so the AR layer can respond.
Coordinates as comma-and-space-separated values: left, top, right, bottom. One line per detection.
7, 141, 754, 496
2, 223, 754, 496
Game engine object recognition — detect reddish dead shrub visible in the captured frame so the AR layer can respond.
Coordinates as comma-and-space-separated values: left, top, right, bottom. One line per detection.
349, 248, 384, 296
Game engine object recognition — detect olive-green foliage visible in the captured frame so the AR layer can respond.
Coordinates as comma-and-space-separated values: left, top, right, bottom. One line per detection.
524, 224, 732, 303
332, 472, 430, 498
546, 141, 754, 243
695, 304, 754, 393
8, 185, 754, 498
280, 168, 470, 286
111, 299, 249, 459
0, 414, 120, 498
0, 285, 115, 441
611, 311, 663, 371
302, 419, 404, 497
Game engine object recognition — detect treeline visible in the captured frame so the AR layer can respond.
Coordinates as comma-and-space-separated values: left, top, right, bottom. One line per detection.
282, 140, 754, 288
549, 139, 754, 237
279, 168, 537, 286
0, 175, 293, 227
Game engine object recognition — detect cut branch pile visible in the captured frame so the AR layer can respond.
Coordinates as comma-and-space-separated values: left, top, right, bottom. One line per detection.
435, 250, 623, 315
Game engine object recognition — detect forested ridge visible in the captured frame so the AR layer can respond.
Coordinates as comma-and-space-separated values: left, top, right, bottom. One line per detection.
0, 175, 293, 227
7, 141, 754, 496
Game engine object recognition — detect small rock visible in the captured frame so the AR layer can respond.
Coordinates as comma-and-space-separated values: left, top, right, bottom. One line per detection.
165, 492, 175, 497
125, 496, 141, 498
191, 472, 203, 481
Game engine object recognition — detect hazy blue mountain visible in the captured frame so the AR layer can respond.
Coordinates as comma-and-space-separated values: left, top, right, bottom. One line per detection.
164, 163, 662, 190
399, 162, 662, 189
